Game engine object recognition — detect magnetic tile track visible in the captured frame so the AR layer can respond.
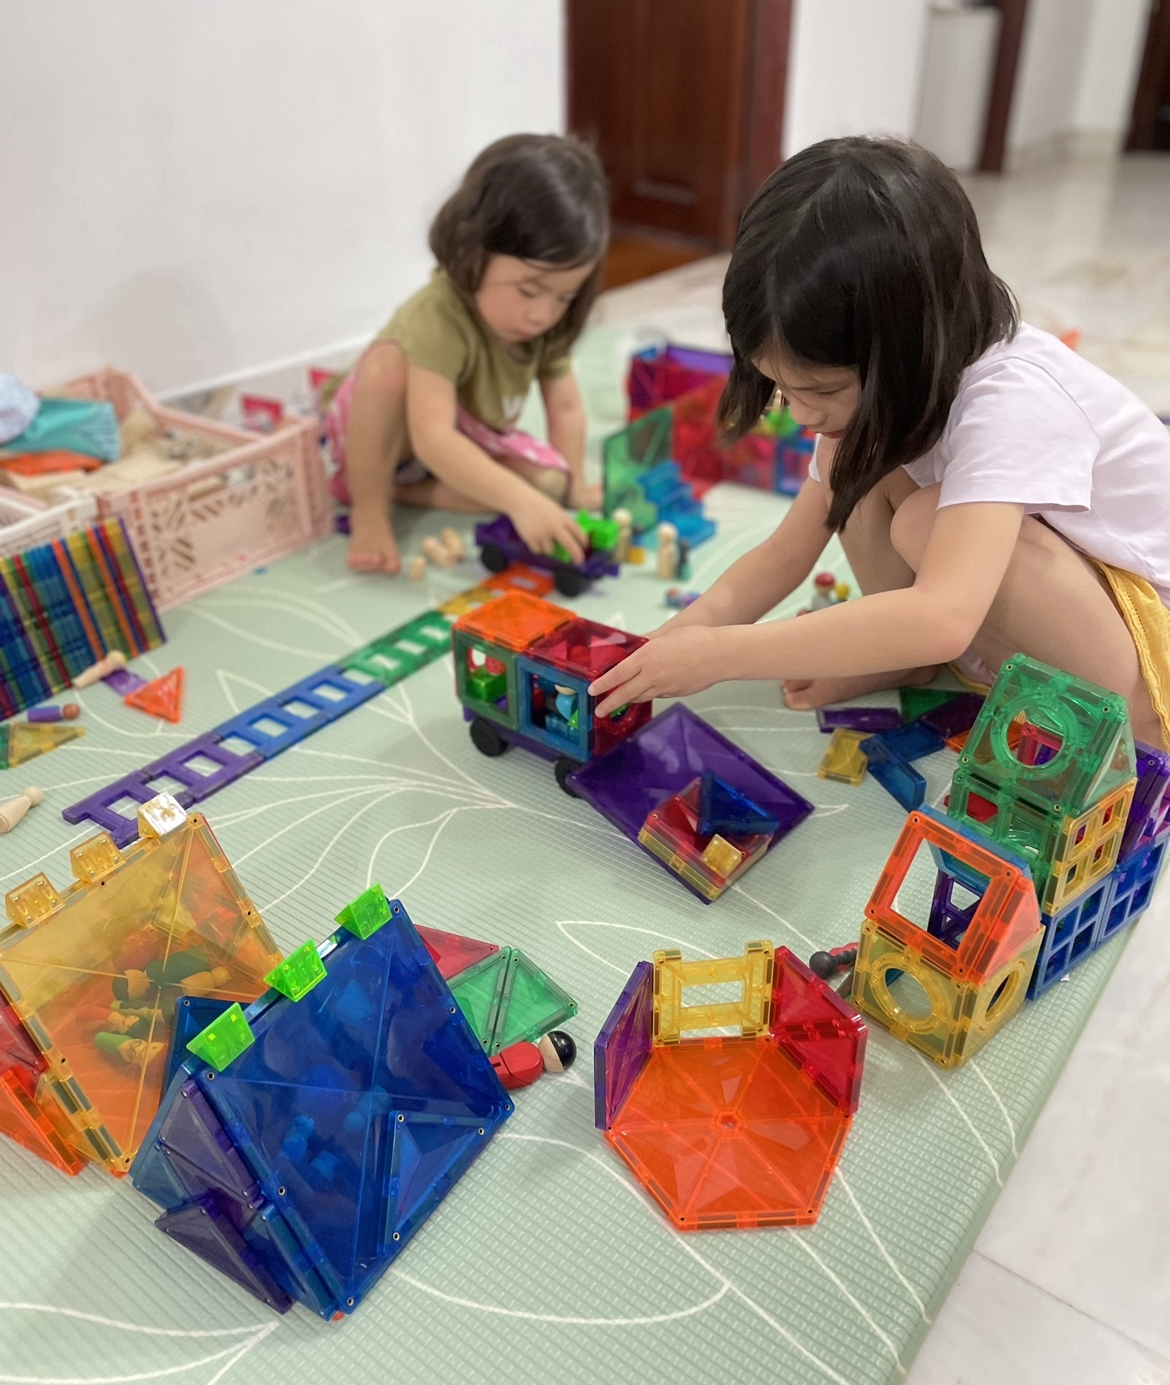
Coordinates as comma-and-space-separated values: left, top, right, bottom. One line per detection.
60, 605, 464, 845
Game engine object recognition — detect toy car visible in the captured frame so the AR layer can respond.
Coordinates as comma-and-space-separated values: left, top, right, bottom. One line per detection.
475, 513, 619, 597
452, 591, 651, 792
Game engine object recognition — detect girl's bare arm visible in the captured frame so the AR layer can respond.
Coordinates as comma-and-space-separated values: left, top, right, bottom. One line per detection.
408, 365, 586, 561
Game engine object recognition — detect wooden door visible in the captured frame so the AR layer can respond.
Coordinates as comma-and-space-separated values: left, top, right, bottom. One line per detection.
1127, 0, 1170, 150
567, 0, 791, 249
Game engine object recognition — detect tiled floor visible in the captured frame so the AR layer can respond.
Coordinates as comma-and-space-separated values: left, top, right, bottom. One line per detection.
592, 152, 1170, 1385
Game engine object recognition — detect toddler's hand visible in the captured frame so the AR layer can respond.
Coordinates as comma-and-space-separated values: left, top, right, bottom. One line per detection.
513, 494, 586, 565
567, 478, 603, 512
588, 626, 720, 716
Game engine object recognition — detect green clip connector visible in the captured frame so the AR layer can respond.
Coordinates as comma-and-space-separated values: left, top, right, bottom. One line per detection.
264, 941, 326, 1001
186, 1002, 255, 1072
335, 882, 392, 940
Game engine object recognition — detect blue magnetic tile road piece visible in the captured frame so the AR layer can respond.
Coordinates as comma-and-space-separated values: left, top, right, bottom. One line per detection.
145, 733, 264, 801
859, 735, 926, 812
211, 666, 382, 759
133, 899, 512, 1319
213, 699, 328, 761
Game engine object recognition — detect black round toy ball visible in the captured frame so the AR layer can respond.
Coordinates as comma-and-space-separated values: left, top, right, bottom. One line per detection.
808, 951, 838, 979
538, 1030, 576, 1073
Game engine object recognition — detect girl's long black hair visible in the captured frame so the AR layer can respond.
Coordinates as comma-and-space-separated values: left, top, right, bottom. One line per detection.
719, 137, 1018, 531
429, 133, 609, 358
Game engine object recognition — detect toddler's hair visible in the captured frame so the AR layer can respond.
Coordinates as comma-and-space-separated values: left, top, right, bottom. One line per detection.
719, 137, 1018, 531
430, 133, 609, 356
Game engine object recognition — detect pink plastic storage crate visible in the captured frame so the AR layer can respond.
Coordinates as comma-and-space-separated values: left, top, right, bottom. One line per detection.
54, 368, 331, 610
0, 489, 99, 559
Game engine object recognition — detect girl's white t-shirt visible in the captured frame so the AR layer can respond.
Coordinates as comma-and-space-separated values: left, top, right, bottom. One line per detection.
811, 323, 1170, 605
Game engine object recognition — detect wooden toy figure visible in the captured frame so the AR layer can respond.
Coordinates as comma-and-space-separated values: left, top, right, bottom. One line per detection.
0, 786, 42, 833
656, 522, 678, 580
612, 507, 633, 563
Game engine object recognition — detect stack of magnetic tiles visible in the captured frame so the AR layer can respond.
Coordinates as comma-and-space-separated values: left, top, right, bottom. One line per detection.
846, 656, 1170, 1069
0, 517, 165, 718
0, 786, 577, 1319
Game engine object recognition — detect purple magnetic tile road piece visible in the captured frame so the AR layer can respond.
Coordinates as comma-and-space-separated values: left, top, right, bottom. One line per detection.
920, 692, 985, 742
61, 773, 163, 845
594, 960, 654, 1130
569, 702, 813, 848
103, 667, 149, 695
61, 734, 264, 843
815, 706, 902, 734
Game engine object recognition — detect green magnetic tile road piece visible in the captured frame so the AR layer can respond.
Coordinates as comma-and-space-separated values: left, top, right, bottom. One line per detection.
0, 725, 8, 771
899, 686, 962, 722
264, 941, 326, 1001
335, 882, 392, 939
186, 1003, 255, 1073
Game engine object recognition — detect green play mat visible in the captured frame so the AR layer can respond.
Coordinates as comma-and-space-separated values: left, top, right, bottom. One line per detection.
0, 328, 1136, 1384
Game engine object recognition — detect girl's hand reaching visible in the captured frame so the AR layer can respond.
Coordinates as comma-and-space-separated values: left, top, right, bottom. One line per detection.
588, 626, 722, 716
513, 493, 587, 565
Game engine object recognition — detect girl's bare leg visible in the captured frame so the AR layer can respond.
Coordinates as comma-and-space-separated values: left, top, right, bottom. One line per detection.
344, 342, 410, 574
782, 468, 940, 708
395, 452, 569, 511
891, 485, 1163, 747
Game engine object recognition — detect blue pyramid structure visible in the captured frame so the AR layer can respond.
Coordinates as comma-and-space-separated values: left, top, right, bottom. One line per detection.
697, 769, 780, 838
130, 896, 512, 1318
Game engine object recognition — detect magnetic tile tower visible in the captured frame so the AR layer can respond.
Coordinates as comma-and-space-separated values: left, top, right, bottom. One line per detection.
130, 888, 515, 1319
595, 943, 866, 1230
0, 793, 283, 1175
850, 655, 1169, 1064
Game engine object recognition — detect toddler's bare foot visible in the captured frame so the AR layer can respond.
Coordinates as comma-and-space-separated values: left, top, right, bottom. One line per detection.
347, 512, 401, 575
782, 666, 939, 710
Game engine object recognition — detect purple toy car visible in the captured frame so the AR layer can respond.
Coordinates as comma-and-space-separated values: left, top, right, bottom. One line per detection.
475, 514, 619, 598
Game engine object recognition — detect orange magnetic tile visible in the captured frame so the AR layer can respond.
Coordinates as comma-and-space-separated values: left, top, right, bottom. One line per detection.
607, 1037, 849, 1229
0, 1069, 86, 1175
124, 668, 184, 723
481, 565, 556, 598
452, 591, 571, 653
865, 808, 1043, 984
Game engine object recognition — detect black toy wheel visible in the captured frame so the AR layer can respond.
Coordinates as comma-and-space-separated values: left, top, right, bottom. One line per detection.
554, 756, 582, 796
553, 568, 589, 597
469, 717, 509, 757
480, 543, 508, 574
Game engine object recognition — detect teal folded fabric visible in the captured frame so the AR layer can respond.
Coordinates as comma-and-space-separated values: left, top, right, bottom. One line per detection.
2, 397, 120, 461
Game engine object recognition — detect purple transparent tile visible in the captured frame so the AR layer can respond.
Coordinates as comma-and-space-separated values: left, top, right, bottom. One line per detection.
156, 1195, 293, 1313
920, 692, 985, 741
103, 667, 149, 695
1121, 740, 1170, 859
815, 706, 902, 733
594, 961, 653, 1130
569, 702, 813, 845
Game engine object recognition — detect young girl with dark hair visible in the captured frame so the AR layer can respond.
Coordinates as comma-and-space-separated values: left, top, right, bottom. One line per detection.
591, 136, 1170, 749
325, 133, 608, 574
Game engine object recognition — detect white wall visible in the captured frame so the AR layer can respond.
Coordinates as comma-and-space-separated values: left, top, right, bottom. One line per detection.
0, 1, 563, 396
783, 0, 932, 156
1008, 0, 1148, 160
